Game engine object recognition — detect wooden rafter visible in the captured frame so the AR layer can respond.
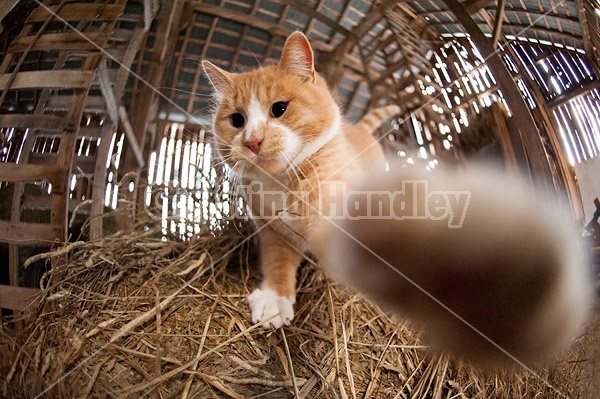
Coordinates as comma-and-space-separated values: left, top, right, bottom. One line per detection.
124, 0, 184, 172
574, 0, 595, 64
191, 2, 298, 43
417, 8, 580, 28
317, 0, 399, 86
547, 80, 600, 109
491, 0, 506, 49
463, 0, 495, 14
280, 0, 350, 37
0, 0, 19, 23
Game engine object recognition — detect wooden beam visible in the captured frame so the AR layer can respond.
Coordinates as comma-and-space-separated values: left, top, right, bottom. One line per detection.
0, 2, 67, 106
193, 2, 289, 39
0, 70, 94, 90
463, 0, 495, 14
28, 153, 96, 172
431, 22, 584, 48
89, 124, 115, 240
515, 71, 584, 231
0, 163, 62, 183
78, 125, 105, 138
192, 1, 336, 55
0, 221, 63, 244
189, 1, 364, 78
489, 102, 519, 174
279, 0, 350, 36
47, 94, 106, 112
97, 59, 119, 125
26, 3, 122, 23
501, 9, 580, 25
547, 80, 600, 109
0, 285, 40, 311
0, 0, 19, 23
414, 7, 582, 27
144, 0, 155, 30
364, 32, 397, 58
8, 31, 110, 53
394, 2, 446, 41
123, 0, 183, 174
115, 28, 147, 98
443, 0, 554, 192
501, 24, 583, 47
371, 57, 409, 85
317, 0, 398, 86
120, 0, 185, 178
119, 105, 145, 167
0, 114, 76, 130
491, 0, 506, 49
50, 54, 103, 240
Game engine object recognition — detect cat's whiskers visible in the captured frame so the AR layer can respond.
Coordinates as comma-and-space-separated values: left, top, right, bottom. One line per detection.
210, 156, 230, 168
281, 153, 308, 203
288, 150, 321, 197
159, 86, 213, 98
280, 159, 297, 190
229, 162, 247, 190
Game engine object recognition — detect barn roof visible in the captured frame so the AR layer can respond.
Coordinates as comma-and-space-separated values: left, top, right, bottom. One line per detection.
125, 0, 595, 125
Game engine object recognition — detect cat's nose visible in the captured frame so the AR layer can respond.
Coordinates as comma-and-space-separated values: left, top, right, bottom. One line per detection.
244, 138, 263, 154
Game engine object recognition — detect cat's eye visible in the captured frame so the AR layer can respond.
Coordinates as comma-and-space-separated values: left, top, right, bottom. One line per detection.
271, 101, 288, 118
230, 113, 245, 128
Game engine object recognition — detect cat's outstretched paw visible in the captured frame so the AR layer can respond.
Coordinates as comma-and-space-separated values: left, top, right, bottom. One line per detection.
247, 288, 295, 329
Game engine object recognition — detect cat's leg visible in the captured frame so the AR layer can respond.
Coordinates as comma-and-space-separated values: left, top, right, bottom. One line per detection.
248, 228, 302, 328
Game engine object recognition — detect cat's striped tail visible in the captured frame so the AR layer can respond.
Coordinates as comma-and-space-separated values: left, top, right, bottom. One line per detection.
354, 104, 400, 133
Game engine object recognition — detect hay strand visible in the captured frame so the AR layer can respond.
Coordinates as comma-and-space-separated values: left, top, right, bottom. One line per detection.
1, 222, 599, 398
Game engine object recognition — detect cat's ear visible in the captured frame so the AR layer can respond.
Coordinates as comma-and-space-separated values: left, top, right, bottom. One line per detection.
202, 60, 234, 96
279, 32, 316, 82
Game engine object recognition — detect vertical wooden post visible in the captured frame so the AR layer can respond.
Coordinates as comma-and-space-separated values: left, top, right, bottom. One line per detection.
124, 0, 184, 172
489, 102, 519, 175
506, 44, 585, 219
89, 123, 116, 240
118, 1, 184, 229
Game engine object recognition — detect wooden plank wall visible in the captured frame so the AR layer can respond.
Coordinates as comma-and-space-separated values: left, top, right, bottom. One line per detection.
0, 0, 147, 313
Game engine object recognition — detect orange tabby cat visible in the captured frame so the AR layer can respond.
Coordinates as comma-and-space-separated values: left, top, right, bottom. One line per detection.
203, 32, 399, 329
203, 32, 591, 369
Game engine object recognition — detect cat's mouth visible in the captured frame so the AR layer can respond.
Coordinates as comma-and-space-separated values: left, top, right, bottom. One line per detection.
245, 153, 287, 174
254, 153, 282, 162
254, 154, 283, 166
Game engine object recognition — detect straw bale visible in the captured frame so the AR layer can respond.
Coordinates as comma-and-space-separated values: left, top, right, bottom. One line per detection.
1, 220, 598, 398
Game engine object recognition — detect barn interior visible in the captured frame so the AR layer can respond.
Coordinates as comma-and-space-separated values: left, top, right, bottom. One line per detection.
1, 0, 600, 397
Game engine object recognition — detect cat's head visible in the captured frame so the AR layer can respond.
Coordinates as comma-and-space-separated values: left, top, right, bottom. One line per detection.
202, 32, 341, 177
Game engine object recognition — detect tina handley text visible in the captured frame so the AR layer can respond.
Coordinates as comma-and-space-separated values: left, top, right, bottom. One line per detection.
241, 180, 471, 228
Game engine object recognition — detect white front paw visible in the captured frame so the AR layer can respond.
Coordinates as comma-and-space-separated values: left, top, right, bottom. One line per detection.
247, 288, 295, 329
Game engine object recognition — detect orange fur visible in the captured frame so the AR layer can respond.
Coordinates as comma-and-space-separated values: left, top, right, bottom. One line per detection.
203, 32, 397, 329
203, 32, 591, 370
